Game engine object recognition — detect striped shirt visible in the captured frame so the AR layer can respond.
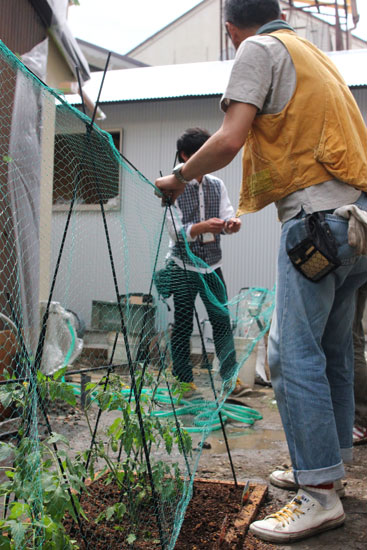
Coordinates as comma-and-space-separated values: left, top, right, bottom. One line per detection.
166, 174, 235, 274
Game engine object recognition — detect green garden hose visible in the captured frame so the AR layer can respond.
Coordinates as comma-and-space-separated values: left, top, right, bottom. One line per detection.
65, 382, 262, 433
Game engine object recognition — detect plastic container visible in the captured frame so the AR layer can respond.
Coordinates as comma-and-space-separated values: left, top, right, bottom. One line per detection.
235, 337, 258, 388
212, 337, 258, 388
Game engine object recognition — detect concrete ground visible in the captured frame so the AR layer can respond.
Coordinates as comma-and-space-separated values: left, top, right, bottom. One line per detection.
192, 368, 367, 550
40, 363, 366, 549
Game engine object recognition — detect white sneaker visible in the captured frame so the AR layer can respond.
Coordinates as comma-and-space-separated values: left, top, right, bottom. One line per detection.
270, 468, 345, 498
249, 489, 345, 543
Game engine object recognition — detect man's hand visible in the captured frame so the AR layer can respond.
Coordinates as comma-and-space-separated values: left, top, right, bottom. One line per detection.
204, 218, 226, 234
155, 174, 185, 204
190, 218, 225, 239
225, 217, 242, 234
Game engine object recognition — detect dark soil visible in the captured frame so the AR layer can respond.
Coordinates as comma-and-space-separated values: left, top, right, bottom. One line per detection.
64, 478, 274, 549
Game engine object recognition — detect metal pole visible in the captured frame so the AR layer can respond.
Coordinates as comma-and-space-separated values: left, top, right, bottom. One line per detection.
76, 55, 167, 550
220, 0, 223, 61
335, 1, 344, 50
167, 203, 238, 486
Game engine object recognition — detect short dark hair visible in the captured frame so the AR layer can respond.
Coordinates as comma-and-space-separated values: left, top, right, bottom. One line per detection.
176, 127, 211, 162
224, 0, 281, 29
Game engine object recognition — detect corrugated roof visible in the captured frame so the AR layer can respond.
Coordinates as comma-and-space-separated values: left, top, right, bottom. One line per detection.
66, 49, 367, 106
66, 60, 230, 104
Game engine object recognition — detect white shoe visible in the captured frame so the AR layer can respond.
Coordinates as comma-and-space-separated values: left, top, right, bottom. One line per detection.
249, 489, 345, 543
270, 469, 345, 498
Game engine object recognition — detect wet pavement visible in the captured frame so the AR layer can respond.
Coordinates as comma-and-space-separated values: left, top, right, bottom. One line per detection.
190, 369, 367, 550
46, 365, 367, 549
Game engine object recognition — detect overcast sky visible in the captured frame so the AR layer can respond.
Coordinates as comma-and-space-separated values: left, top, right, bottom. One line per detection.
68, 0, 367, 56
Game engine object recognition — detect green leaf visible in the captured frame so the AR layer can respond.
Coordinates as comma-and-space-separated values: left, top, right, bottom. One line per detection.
114, 502, 126, 520
0, 535, 11, 550
42, 472, 58, 494
48, 382, 76, 406
9, 501, 29, 520
52, 367, 67, 381
9, 520, 28, 547
0, 442, 14, 461
163, 430, 173, 454
43, 458, 53, 469
98, 392, 112, 410
2, 155, 13, 163
127, 533, 137, 545
95, 511, 105, 524
46, 485, 69, 521
135, 489, 147, 505
105, 506, 115, 521
0, 390, 14, 409
47, 432, 70, 446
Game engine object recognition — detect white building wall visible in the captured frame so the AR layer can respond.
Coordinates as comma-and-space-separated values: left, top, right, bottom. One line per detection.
51, 90, 367, 329
128, 0, 366, 67
129, 0, 222, 65
51, 97, 280, 328
98, 98, 282, 291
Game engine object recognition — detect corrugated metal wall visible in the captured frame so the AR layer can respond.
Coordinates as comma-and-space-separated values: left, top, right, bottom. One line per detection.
52, 91, 367, 327
100, 97, 281, 291
352, 89, 367, 124
51, 97, 280, 327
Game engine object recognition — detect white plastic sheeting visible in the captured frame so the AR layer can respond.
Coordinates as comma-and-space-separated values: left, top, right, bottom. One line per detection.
7, 40, 49, 354
40, 302, 83, 376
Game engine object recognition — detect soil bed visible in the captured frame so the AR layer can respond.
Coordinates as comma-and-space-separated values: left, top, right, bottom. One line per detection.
64, 478, 269, 549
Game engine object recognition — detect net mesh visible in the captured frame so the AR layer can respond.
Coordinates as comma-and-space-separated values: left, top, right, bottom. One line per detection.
0, 40, 275, 549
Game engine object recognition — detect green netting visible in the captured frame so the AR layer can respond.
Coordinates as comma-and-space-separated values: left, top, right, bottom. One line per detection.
0, 39, 275, 550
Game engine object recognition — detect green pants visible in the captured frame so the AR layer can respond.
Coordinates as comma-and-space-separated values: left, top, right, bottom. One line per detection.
170, 264, 236, 383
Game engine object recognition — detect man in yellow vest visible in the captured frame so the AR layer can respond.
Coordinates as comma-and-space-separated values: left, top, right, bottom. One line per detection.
155, 0, 367, 543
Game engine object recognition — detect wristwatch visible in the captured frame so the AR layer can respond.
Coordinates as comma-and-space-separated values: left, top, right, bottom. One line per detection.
172, 163, 191, 185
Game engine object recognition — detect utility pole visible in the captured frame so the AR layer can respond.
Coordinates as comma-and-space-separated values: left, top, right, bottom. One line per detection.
220, 0, 223, 61
334, 1, 344, 50
284, 0, 360, 51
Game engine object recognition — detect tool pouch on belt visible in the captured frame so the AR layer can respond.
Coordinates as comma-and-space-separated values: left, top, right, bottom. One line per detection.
286, 212, 341, 282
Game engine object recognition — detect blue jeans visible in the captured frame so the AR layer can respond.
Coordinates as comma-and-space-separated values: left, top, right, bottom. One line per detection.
268, 193, 367, 486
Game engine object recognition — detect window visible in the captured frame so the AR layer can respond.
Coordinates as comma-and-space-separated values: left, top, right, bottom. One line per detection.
53, 130, 122, 211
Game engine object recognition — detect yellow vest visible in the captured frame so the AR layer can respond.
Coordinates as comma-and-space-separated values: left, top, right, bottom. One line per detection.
237, 30, 367, 216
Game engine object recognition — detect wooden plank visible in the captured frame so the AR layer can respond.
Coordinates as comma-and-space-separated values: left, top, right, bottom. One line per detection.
217, 483, 268, 549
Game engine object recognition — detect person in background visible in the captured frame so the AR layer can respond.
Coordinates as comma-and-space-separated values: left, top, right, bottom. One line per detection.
352, 282, 367, 443
166, 127, 244, 397
155, 0, 367, 543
